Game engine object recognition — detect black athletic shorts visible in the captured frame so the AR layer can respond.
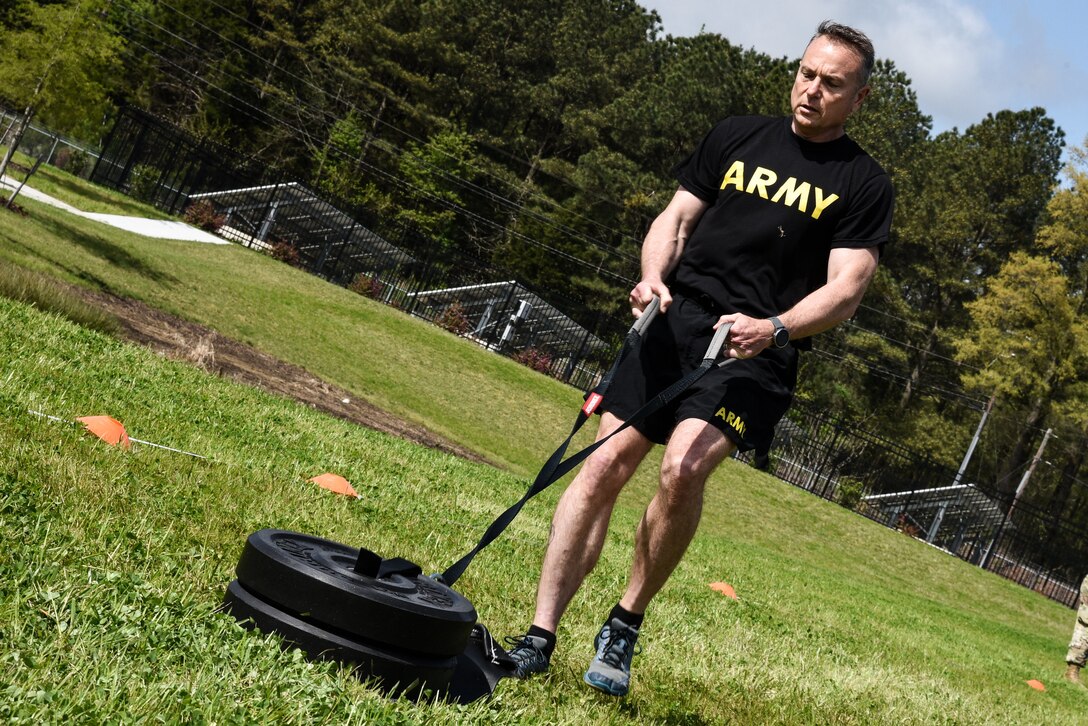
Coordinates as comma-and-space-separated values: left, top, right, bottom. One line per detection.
601, 291, 798, 452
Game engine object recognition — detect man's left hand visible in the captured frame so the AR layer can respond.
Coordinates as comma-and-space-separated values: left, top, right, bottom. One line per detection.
713, 314, 775, 359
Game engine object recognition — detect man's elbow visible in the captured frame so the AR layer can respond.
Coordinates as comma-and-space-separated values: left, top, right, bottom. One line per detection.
834, 276, 875, 322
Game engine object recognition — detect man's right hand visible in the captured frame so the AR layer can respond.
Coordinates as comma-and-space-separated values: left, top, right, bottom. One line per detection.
630, 281, 672, 317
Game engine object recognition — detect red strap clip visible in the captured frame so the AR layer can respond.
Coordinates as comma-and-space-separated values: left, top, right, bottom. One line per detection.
582, 392, 604, 416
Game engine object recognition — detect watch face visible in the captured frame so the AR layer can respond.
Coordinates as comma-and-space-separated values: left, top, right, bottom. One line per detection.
773, 328, 789, 347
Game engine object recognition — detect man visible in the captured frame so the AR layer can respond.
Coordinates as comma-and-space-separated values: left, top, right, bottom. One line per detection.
1065, 573, 1088, 686
506, 21, 894, 696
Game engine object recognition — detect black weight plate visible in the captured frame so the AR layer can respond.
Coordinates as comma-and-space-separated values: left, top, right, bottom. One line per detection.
234, 529, 476, 657
222, 579, 457, 698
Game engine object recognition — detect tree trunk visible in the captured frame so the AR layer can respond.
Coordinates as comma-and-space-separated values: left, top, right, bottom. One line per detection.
899, 316, 942, 410
996, 394, 1049, 500
0, 107, 34, 202
0, 5, 71, 193
358, 95, 386, 169
1049, 441, 1084, 521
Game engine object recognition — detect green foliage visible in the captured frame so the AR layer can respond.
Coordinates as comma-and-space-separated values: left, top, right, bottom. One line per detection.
834, 476, 865, 509
312, 111, 392, 216
952, 245, 1087, 496
601, 33, 791, 176
0, 0, 122, 140
1025, 145, 1088, 478
125, 163, 160, 203
51, 146, 91, 177
394, 128, 479, 248
830, 106, 1065, 469
848, 59, 931, 177
0, 0, 35, 29
956, 252, 1079, 401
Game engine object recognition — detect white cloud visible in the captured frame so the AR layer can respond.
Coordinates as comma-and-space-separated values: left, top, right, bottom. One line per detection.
866, 1, 1000, 131
651, 0, 1087, 144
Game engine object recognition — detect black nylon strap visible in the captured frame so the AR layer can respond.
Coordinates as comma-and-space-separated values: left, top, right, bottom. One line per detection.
440, 329, 640, 586
440, 310, 732, 586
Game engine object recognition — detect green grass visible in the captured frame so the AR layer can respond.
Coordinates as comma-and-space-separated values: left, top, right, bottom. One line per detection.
2, 148, 174, 219
1, 174, 1084, 723
0, 189, 591, 475
0, 259, 118, 334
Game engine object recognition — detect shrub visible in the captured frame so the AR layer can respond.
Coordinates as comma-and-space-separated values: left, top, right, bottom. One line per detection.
512, 346, 554, 375
348, 272, 384, 300
52, 148, 72, 171
835, 476, 865, 510
183, 200, 226, 232
896, 512, 922, 538
268, 241, 302, 267
127, 163, 160, 202
53, 147, 91, 177
434, 301, 471, 335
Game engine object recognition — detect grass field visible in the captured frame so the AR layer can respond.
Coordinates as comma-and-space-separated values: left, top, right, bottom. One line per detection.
1, 171, 1084, 723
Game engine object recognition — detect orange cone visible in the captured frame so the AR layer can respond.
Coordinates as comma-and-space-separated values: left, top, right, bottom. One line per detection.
308, 473, 358, 498
76, 416, 131, 448
709, 582, 738, 600
1026, 679, 1046, 691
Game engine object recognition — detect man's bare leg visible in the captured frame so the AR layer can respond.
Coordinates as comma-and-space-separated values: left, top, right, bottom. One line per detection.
531, 412, 655, 632
620, 418, 736, 614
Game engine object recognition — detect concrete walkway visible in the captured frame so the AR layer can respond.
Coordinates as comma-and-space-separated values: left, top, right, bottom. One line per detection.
1, 175, 229, 244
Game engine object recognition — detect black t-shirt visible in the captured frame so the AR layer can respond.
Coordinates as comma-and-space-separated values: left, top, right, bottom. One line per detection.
670, 116, 894, 344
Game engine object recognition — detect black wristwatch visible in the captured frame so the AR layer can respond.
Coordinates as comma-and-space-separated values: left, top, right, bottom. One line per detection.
769, 316, 790, 348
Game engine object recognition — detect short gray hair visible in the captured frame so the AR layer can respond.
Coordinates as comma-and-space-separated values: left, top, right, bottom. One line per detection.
812, 21, 875, 86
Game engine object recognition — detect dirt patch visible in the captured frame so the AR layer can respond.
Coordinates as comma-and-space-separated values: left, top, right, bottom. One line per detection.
72, 287, 492, 466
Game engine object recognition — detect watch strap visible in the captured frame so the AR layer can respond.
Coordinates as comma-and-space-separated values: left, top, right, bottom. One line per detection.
769, 316, 789, 347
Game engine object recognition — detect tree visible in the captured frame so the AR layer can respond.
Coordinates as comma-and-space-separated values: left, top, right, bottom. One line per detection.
0, 0, 35, 29
1032, 143, 1088, 522
955, 251, 1084, 498
600, 33, 791, 181
0, 0, 123, 196
312, 110, 390, 214
848, 59, 931, 180
394, 127, 481, 249
870, 110, 1063, 423
797, 59, 933, 430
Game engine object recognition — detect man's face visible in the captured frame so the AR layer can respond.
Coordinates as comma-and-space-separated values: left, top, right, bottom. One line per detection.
790, 35, 870, 142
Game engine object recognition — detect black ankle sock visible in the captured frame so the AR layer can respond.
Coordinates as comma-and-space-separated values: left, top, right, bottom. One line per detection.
527, 624, 556, 657
608, 603, 644, 630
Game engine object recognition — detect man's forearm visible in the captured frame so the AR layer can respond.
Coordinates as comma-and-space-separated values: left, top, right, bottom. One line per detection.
717, 246, 880, 359
630, 188, 709, 313
640, 218, 684, 285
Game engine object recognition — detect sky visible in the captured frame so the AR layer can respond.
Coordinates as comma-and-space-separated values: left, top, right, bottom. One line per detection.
651, 0, 1087, 163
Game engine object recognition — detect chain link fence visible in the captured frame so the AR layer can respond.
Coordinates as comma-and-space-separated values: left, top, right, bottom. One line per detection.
1, 106, 100, 179
740, 401, 1085, 607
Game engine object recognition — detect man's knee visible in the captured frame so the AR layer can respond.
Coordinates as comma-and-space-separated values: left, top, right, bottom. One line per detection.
579, 447, 639, 492
659, 421, 734, 488
571, 434, 648, 500
659, 448, 709, 488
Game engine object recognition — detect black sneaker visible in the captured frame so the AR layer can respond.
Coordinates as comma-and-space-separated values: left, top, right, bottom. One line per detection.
583, 618, 641, 696
504, 634, 551, 679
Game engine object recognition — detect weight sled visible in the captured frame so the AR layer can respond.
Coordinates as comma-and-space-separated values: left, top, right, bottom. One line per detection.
234, 529, 476, 658
223, 578, 458, 697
